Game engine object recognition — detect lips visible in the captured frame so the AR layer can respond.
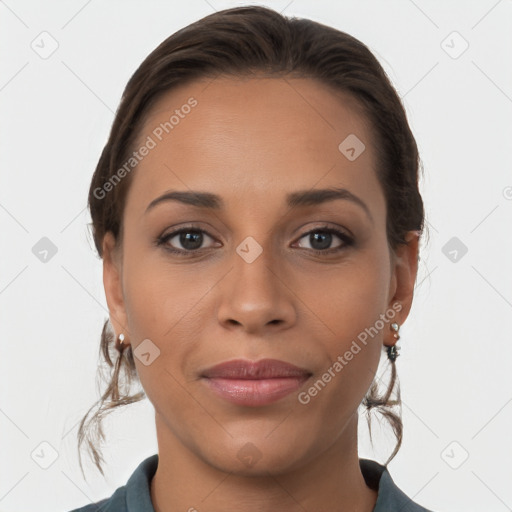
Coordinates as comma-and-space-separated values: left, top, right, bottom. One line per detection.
201, 358, 311, 379
201, 359, 312, 407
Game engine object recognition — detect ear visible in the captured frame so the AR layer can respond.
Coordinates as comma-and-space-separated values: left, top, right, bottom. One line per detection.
387, 231, 420, 326
102, 231, 129, 343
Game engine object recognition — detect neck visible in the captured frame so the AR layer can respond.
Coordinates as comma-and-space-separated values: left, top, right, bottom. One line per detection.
150, 412, 378, 512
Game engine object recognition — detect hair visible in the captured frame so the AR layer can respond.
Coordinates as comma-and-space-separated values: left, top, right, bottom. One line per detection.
77, 5, 425, 478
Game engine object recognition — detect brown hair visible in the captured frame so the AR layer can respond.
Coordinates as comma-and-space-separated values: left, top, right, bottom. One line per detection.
78, 5, 425, 478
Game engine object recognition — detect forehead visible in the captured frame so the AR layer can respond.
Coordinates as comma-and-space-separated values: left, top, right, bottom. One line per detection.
126, 76, 382, 216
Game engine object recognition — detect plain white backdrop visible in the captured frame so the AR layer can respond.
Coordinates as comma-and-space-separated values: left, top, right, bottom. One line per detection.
1, 1, 511, 511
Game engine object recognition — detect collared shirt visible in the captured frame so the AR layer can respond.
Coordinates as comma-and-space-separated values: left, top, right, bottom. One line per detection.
68, 454, 436, 512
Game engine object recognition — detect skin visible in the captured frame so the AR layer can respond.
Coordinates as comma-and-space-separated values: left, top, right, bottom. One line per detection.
102, 76, 419, 512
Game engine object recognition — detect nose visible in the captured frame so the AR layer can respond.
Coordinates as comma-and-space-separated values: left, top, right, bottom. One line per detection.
216, 245, 297, 335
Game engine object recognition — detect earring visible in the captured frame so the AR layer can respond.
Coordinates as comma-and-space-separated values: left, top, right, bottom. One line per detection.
387, 322, 400, 362
116, 333, 126, 352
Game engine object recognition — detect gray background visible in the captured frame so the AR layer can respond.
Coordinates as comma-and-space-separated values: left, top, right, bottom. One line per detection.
1, 1, 511, 511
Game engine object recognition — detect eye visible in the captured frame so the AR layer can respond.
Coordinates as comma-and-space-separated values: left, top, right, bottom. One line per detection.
157, 227, 218, 254
156, 224, 354, 257
294, 226, 354, 254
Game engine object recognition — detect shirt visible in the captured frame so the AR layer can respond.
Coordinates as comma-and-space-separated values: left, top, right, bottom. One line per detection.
67, 454, 436, 512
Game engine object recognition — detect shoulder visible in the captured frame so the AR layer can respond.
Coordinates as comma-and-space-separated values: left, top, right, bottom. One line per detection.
65, 454, 159, 512
67, 497, 109, 512
360, 458, 439, 512
66, 486, 126, 512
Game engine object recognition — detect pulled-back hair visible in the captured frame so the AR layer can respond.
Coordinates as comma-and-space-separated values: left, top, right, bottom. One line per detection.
78, 5, 424, 478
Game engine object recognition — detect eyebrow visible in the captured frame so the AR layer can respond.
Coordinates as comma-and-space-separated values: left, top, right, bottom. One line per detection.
145, 187, 373, 223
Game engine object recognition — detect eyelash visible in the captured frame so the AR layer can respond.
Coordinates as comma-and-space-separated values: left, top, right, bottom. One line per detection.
155, 224, 354, 257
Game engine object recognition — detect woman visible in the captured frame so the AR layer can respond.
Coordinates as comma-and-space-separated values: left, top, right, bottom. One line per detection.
71, 5, 436, 512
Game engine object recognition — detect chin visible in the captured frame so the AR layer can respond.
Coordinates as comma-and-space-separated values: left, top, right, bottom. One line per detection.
199, 435, 313, 477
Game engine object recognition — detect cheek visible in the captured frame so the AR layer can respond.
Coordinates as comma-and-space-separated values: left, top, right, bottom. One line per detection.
298, 245, 391, 395
294, 262, 391, 434
120, 239, 229, 407
121, 254, 209, 421
299, 248, 391, 347
122, 234, 208, 337
120, 225, 391, 410
122, 228, 392, 359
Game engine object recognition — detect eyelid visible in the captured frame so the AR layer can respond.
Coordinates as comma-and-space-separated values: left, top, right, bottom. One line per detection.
294, 223, 353, 240
157, 222, 354, 255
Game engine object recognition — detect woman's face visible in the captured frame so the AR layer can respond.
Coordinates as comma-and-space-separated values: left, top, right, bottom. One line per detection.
103, 76, 418, 474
